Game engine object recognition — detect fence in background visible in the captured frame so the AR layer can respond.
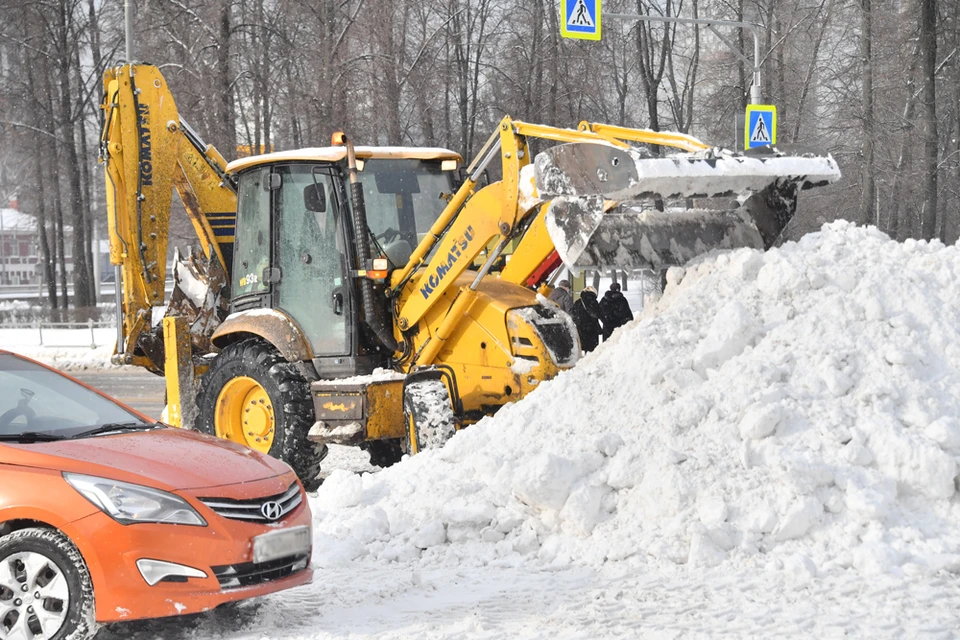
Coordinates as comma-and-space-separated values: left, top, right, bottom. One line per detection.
4, 320, 115, 348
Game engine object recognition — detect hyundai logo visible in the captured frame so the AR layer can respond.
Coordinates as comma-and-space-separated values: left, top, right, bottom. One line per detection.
260, 501, 283, 521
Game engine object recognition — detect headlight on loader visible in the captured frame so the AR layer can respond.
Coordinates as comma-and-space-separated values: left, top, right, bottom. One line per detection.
63, 472, 207, 526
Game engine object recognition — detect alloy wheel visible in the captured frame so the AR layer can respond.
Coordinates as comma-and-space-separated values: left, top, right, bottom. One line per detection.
0, 551, 70, 640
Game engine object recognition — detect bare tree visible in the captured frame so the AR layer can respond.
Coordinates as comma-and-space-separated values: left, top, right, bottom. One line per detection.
859, 0, 874, 227
919, 0, 938, 239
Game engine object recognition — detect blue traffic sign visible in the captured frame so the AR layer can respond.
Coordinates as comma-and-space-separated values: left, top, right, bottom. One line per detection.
561, 0, 602, 41
745, 105, 777, 149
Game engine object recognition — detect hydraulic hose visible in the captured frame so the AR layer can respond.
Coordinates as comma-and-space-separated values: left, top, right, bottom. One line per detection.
337, 133, 401, 354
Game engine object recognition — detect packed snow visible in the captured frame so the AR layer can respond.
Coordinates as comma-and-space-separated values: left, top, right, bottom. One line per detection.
298, 221, 960, 637
1, 326, 117, 370
303, 220, 960, 572
39, 221, 960, 636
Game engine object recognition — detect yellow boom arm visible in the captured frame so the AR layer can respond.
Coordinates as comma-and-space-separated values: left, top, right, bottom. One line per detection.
99, 64, 237, 371
390, 116, 711, 331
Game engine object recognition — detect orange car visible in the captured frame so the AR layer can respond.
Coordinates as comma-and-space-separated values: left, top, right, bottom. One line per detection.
0, 350, 313, 639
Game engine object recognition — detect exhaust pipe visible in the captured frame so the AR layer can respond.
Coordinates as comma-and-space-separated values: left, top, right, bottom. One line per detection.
335, 133, 401, 354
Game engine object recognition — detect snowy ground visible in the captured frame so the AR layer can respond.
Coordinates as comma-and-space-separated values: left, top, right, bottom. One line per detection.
96, 562, 960, 638
0, 326, 117, 369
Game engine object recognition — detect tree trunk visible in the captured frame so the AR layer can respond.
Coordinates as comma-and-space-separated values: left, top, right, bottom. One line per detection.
887, 39, 922, 240
951, 7, 960, 245
919, 0, 938, 240
218, 0, 237, 153
74, 41, 96, 304
35, 150, 57, 310
27, 59, 58, 309
859, 0, 875, 227
55, 0, 92, 308
40, 47, 69, 308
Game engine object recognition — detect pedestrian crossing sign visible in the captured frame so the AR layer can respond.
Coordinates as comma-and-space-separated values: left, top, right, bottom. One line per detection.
745, 104, 776, 149
561, 0, 601, 41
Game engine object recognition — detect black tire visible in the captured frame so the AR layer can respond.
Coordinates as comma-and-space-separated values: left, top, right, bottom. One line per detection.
361, 439, 405, 468
196, 339, 327, 491
402, 379, 457, 455
0, 528, 96, 640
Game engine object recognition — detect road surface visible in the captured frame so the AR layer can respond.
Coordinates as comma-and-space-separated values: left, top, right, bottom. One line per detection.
72, 369, 166, 419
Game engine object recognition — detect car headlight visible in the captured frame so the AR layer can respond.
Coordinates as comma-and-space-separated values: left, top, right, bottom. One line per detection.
63, 473, 207, 526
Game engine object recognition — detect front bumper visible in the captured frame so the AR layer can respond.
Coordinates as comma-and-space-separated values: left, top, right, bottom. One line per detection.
61, 475, 314, 623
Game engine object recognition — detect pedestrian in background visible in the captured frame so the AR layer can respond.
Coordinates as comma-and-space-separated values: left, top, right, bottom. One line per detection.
600, 282, 633, 341
548, 279, 574, 314
572, 286, 603, 352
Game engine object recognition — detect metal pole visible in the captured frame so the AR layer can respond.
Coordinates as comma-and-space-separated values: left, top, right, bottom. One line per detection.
92, 219, 101, 301
607, 13, 763, 104
124, 0, 134, 63
1, 209, 6, 285
114, 265, 124, 355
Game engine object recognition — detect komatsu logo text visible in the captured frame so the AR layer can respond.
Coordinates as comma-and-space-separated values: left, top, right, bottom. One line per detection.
137, 103, 153, 186
419, 226, 475, 300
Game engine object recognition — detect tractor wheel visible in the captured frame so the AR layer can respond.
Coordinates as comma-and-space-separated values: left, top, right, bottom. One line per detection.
196, 339, 327, 491
402, 379, 457, 455
361, 439, 405, 468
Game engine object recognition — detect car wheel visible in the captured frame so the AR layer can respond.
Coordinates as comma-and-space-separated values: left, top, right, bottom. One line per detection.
196, 338, 327, 491
402, 379, 457, 455
0, 528, 95, 640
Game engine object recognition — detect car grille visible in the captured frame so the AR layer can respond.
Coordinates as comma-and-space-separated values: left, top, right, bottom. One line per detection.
198, 483, 302, 522
212, 553, 310, 589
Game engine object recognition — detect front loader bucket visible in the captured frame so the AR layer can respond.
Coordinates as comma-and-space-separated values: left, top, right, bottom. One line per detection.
536, 143, 840, 271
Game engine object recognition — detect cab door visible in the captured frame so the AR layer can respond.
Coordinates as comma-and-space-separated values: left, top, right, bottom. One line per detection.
231, 167, 274, 309
273, 164, 350, 357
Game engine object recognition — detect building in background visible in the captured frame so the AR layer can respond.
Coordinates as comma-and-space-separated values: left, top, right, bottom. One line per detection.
0, 207, 111, 300
0, 207, 54, 287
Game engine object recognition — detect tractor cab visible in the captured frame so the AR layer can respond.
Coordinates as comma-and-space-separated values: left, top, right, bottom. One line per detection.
217, 148, 462, 377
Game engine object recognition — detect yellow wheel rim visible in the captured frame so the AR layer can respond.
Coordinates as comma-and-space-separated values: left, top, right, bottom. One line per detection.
214, 376, 275, 454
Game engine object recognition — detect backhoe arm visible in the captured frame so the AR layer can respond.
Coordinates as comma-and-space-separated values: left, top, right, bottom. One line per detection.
100, 64, 237, 372
390, 116, 693, 330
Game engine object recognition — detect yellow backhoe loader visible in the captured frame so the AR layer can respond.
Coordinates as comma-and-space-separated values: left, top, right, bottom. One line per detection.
100, 64, 840, 488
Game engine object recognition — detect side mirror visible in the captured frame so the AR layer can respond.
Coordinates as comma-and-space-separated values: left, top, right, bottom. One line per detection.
304, 183, 326, 212
452, 167, 468, 190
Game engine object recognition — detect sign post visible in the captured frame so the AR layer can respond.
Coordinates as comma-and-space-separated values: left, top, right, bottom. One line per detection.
560, 0, 602, 41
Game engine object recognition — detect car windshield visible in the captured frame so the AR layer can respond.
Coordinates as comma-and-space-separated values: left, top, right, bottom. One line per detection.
0, 354, 147, 439
356, 159, 456, 263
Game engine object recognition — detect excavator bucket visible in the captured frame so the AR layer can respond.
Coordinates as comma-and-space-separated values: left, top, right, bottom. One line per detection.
535, 143, 841, 271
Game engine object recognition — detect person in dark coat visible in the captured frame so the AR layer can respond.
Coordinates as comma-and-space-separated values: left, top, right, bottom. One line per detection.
548, 279, 574, 315
571, 286, 603, 352
600, 282, 634, 341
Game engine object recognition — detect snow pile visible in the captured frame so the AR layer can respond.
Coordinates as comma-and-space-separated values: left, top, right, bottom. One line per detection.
311, 221, 960, 580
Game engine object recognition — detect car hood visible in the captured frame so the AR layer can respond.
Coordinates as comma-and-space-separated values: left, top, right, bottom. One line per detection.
0, 428, 292, 491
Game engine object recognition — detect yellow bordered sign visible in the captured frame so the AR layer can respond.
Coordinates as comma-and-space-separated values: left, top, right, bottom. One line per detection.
745, 104, 777, 149
561, 0, 601, 41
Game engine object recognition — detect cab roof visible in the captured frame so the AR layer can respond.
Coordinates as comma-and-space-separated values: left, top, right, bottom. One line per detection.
226, 146, 462, 174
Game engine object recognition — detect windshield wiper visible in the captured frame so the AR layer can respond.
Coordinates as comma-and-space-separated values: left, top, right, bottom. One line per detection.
72, 421, 162, 439
0, 432, 68, 443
